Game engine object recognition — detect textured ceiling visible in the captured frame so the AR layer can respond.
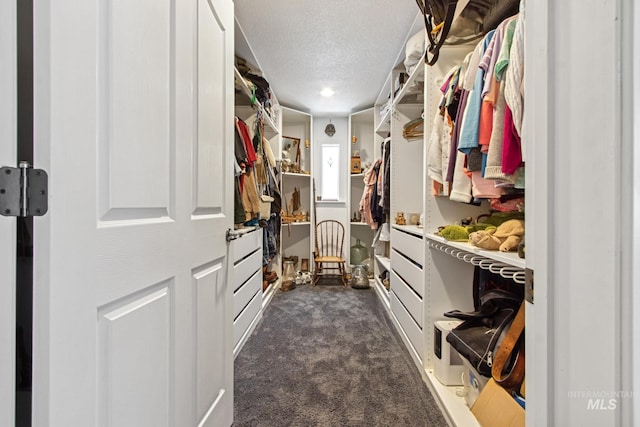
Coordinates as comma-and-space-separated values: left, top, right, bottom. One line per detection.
234, 0, 421, 115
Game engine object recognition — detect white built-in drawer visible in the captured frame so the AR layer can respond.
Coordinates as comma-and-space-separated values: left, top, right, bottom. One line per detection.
233, 249, 262, 291
391, 249, 424, 298
233, 270, 261, 320
390, 269, 423, 328
233, 228, 262, 263
391, 228, 423, 266
233, 290, 262, 347
390, 291, 423, 359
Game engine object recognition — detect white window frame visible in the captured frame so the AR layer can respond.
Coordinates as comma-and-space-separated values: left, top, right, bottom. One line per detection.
320, 143, 341, 202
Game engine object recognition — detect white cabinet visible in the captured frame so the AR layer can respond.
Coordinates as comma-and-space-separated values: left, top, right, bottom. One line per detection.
231, 228, 263, 357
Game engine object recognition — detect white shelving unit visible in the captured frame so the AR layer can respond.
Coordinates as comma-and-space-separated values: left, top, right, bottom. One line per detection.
280, 107, 313, 275
347, 108, 378, 273
232, 18, 283, 356
370, 11, 529, 426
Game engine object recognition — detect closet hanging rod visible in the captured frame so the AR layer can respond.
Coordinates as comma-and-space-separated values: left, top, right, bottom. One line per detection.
427, 239, 525, 284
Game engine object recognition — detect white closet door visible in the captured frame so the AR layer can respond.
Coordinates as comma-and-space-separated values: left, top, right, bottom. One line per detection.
0, 1, 17, 425
32, 0, 235, 425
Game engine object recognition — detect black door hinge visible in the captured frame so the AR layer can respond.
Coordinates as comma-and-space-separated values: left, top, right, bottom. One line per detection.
0, 162, 48, 217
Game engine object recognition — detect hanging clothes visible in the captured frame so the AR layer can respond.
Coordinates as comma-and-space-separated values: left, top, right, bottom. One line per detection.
235, 117, 257, 167
457, 30, 495, 157
427, 65, 459, 197
360, 160, 381, 230
446, 51, 473, 185
504, 12, 525, 144
381, 139, 391, 214
234, 179, 246, 225
484, 84, 516, 184
234, 119, 248, 167
502, 105, 522, 175
370, 161, 385, 227
241, 166, 261, 221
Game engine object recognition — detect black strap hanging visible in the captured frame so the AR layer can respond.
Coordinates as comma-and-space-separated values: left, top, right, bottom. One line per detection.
416, 0, 459, 66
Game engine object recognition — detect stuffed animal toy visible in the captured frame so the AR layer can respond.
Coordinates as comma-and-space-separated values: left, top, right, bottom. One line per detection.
469, 219, 525, 252
438, 225, 469, 241
395, 212, 406, 225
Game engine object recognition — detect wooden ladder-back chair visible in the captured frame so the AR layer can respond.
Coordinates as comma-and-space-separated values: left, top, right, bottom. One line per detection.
313, 220, 348, 286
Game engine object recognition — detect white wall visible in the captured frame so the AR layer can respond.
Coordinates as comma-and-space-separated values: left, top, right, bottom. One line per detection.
312, 116, 349, 231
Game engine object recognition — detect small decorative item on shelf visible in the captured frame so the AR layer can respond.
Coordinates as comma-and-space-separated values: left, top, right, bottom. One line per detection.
305, 139, 310, 149
300, 258, 309, 272
350, 156, 362, 174
395, 211, 406, 225
282, 213, 306, 224
282, 136, 301, 173
352, 135, 357, 144
282, 188, 305, 223
281, 260, 296, 291
468, 219, 525, 252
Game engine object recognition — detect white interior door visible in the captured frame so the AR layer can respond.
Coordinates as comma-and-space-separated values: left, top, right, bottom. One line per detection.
0, 2, 17, 426
32, 0, 235, 426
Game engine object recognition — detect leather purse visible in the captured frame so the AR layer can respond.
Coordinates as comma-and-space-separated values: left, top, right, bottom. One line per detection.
444, 289, 522, 377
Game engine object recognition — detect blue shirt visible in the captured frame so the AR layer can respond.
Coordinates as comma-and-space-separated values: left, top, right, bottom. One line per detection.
458, 30, 495, 155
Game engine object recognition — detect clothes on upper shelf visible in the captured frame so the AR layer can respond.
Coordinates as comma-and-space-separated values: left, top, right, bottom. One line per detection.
404, 29, 426, 76
427, 9, 525, 208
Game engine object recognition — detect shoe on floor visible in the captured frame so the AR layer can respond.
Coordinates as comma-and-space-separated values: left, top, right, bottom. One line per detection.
263, 271, 278, 283
264, 271, 278, 283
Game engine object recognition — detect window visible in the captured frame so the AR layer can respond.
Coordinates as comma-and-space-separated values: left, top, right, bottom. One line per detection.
320, 144, 340, 201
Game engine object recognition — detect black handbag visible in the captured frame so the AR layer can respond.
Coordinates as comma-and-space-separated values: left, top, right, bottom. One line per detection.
415, 0, 520, 65
444, 288, 522, 377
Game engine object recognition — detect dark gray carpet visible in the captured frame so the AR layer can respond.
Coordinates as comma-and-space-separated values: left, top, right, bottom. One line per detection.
233, 281, 449, 427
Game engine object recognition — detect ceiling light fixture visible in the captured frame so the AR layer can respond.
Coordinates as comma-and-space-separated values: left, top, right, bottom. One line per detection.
320, 88, 335, 97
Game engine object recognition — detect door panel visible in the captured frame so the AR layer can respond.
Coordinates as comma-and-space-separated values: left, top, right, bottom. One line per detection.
98, 0, 172, 220
194, 261, 226, 422
196, 0, 226, 213
32, 0, 234, 425
0, 2, 17, 425
98, 285, 172, 427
